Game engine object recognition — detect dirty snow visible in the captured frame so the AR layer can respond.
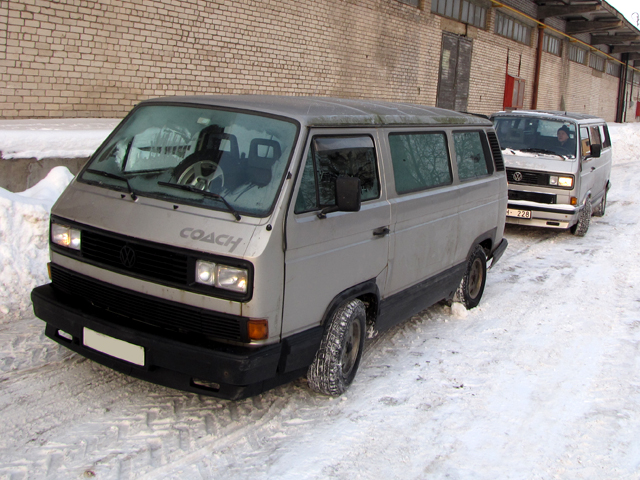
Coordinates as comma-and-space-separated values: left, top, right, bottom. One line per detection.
0, 120, 639, 479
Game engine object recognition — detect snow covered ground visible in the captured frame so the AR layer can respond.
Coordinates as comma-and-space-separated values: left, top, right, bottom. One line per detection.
0, 120, 639, 479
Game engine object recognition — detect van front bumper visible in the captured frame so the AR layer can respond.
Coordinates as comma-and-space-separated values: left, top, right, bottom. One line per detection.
31, 284, 322, 400
506, 200, 581, 229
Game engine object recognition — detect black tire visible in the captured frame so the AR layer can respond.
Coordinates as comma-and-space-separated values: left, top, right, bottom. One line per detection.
454, 245, 487, 309
171, 151, 224, 191
593, 190, 607, 217
307, 299, 366, 396
570, 200, 591, 236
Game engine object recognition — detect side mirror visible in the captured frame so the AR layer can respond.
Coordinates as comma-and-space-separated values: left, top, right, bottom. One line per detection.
317, 176, 361, 218
589, 144, 601, 158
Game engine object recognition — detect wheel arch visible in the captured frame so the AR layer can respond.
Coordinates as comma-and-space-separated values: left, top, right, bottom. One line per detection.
468, 229, 496, 260
319, 279, 380, 330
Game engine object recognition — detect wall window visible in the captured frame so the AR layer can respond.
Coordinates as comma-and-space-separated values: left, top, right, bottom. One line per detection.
606, 61, 621, 77
294, 136, 379, 214
495, 12, 532, 45
568, 44, 587, 65
543, 34, 561, 56
388, 132, 452, 194
453, 131, 492, 180
432, 0, 487, 29
589, 54, 605, 72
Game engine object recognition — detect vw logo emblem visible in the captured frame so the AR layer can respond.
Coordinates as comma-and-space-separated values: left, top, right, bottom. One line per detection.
120, 245, 137, 268
513, 171, 523, 182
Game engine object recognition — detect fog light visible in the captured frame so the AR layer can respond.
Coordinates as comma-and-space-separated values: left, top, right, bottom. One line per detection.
247, 319, 268, 341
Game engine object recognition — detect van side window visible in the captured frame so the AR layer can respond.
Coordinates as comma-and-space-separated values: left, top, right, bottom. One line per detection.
453, 131, 492, 180
294, 135, 379, 214
388, 132, 452, 194
580, 127, 591, 156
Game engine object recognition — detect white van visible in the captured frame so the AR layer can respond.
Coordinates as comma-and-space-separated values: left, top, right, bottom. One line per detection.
32, 96, 508, 399
491, 110, 612, 236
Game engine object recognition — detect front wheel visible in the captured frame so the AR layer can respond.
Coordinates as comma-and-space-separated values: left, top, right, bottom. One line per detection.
454, 245, 487, 309
570, 200, 591, 236
307, 299, 366, 396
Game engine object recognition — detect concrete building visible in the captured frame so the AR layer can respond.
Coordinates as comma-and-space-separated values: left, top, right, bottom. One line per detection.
1, 0, 639, 122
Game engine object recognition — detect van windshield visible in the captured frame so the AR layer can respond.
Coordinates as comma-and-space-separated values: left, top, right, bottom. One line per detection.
494, 117, 577, 159
79, 104, 299, 217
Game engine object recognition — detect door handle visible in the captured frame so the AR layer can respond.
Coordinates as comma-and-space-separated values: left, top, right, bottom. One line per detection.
591, 166, 596, 171
373, 226, 390, 237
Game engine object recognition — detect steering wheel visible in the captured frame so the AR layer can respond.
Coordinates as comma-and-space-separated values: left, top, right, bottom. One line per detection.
172, 151, 224, 191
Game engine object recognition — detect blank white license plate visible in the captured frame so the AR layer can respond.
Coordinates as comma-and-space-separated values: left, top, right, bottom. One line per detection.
507, 208, 532, 219
83, 328, 145, 366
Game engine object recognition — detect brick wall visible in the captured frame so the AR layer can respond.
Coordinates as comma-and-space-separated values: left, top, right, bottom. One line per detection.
0, 0, 631, 122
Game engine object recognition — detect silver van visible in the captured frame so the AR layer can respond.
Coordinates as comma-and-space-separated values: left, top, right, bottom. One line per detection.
491, 110, 612, 236
32, 96, 508, 399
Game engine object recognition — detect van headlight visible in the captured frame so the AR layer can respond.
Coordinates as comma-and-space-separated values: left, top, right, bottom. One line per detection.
549, 175, 573, 188
196, 260, 248, 293
51, 222, 81, 250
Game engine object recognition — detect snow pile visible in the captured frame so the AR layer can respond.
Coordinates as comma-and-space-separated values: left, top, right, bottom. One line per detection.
0, 118, 120, 160
609, 122, 639, 163
0, 167, 74, 322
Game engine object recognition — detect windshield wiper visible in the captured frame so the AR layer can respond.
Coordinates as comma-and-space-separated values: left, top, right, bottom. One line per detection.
158, 181, 241, 221
520, 148, 566, 160
85, 169, 138, 200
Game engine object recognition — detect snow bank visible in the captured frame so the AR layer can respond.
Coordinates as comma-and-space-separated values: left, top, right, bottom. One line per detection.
0, 167, 74, 321
609, 122, 639, 163
0, 118, 120, 160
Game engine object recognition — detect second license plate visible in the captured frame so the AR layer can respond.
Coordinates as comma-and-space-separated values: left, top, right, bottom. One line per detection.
507, 208, 532, 219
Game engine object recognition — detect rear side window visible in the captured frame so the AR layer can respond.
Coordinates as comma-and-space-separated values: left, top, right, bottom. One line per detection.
295, 135, 380, 214
388, 132, 452, 194
453, 131, 492, 180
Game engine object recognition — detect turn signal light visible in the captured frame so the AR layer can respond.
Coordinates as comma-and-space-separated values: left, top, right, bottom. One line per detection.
570, 197, 578, 206
247, 319, 268, 341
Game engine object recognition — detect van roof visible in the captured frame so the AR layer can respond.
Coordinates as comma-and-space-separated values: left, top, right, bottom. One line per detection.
491, 110, 606, 123
139, 95, 493, 128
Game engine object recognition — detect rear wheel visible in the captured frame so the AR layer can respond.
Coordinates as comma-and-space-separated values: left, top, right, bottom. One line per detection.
307, 299, 366, 396
454, 245, 487, 309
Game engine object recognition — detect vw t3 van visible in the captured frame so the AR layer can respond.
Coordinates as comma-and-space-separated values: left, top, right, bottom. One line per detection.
491, 110, 612, 236
32, 96, 508, 399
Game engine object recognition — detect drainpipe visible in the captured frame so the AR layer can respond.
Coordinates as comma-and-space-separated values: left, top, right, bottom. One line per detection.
532, 25, 544, 110
616, 53, 629, 123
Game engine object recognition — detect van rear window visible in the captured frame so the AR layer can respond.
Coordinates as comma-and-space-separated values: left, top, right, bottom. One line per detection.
453, 131, 492, 180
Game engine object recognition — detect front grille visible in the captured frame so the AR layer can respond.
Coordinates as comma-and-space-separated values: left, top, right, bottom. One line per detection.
51, 264, 244, 342
81, 230, 189, 284
509, 190, 557, 204
506, 169, 548, 186
50, 216, 253, 302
